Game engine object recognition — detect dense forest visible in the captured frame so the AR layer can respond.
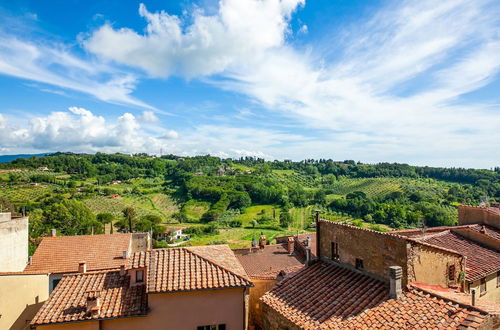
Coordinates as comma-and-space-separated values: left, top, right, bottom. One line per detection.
0, 152, 498, 250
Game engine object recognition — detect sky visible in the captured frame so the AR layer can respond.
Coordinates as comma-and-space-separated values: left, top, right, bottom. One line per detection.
0, 0, 499, 169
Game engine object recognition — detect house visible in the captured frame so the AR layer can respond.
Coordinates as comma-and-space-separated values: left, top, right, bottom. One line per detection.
37, 167, 49, 171
157, 226, 187, 241
394, 223, 500, 303
260, 216, 500, 329
31, 245, 253, 330
234, 235, 310, 329
24, 231, 150, 292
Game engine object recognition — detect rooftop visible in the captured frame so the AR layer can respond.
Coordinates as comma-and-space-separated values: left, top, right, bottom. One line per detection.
261, 261, 488, 329
25, 233, 132, 274
234, 243, 306, 279
129, 245, 252, 293
417, 230, 500, 281
31, 270, 147, 326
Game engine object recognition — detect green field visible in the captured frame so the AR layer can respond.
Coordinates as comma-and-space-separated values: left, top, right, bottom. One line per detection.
83, 195, 166, 220
0, 183, 55, 203
326, 178, 402, 198
181, 200, 211, 222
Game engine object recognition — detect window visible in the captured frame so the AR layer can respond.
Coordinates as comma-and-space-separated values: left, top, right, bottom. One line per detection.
136, 270, 144, 283
331, 242, 339, 260
52, 279, 61, 289
197, 325, 226, 330
480, 278, 487, 295
355, 258, 364, 270
448, 265, 455, 282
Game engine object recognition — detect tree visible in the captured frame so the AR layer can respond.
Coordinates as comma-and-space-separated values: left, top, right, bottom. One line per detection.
122, 207, 137, 233
279, 208, 293, 228
97, 212, 114, 234
0, 196, 15, 213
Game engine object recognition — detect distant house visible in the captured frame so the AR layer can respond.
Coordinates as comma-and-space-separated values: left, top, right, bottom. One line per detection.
37, 166, 49, 171
157, 226, 187, 241
108, 194, 121, 199
31, 245, 253, 330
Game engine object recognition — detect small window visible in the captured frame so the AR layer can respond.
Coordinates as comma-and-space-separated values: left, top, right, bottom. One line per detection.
355, 258, 364, 270
448, 265, 455, 281
52, 279, 61, 289
480, 278, 487, 295
197, 325, 226, 330
136, 270, 144, 283
331, 242, 339, 260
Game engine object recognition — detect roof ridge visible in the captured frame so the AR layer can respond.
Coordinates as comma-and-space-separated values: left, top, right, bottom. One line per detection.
185, 247, 252, 285
416, 229, 451, 240
319, 219, 407, 239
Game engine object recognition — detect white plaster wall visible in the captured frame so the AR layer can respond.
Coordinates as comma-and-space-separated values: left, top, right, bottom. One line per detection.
0, 212, 29, 271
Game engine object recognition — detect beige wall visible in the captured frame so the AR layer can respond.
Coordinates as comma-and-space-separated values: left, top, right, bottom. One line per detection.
407, 242, 464, 288
39, 288, 247, 330
468, 272, 500, 304
248, 279, 276, 330
0, 273, 49, 330
0, 213, 28, 272
318, 221, 409, 284
452, 227, 500, 251
458, 206, 500, 229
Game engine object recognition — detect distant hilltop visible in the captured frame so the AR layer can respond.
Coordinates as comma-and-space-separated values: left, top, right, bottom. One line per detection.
0, 153, 50, 163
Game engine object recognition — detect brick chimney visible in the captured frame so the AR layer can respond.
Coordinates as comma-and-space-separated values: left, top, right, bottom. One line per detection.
85, 290, 101, 317
259, 234, 266, 249
119, 265, 126, 276
51, 229, 57, 237
389, 266, 402, 299
122, 250, 129, 259
78, 262, 87, 273
287, 237, 294, 255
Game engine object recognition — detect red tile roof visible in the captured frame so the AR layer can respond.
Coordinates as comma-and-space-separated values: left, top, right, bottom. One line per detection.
418, 231, 500, 281
261, 261, 488, 329
25, 234, 132, 274
234, 244, 305, 279
468, 224, 500, 241
31, 270, 147, 326
129, 245, 252, 293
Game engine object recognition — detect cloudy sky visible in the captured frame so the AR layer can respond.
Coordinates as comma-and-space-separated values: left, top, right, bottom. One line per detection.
0, 0, 499, 168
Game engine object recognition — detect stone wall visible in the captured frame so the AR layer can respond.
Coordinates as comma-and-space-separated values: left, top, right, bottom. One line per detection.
318, 221, 409, 283
248, 279, 276, 330
407, 241, 464, 287
0, 212, 28, 272
458, 206, 500, 229
261, 302, 300, 330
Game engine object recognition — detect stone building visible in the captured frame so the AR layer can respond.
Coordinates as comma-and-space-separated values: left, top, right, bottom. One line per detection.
260, 217, 500, 329
0, 212, 28, 272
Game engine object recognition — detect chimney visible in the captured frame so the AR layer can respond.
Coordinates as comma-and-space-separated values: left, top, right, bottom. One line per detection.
78, 262, 87, 273
51, 229, 57, 237
259, 234, 266, 249
287, 237, 294, 255
28, 256, 32, 265
471, 288, 476, 306
389, 266, 402, 299
122, 250, 129, 259
480, 225, 486, 234
305, 236, 311, 247
305, 247, 311, 265
119, 265, 126, 276
85, 291, 101, 317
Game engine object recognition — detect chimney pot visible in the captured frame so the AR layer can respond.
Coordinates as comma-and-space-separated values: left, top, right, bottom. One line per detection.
287, 237, 294, 255
122, 250, 129, 259
78, 262, 87, 273
259, 235, 266, 249
389, 266, 403, 299
471, 288, 476, 306
51, 229, 57, 237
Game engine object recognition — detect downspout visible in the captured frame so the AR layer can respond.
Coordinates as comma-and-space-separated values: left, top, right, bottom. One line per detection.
243, 287, 250, 330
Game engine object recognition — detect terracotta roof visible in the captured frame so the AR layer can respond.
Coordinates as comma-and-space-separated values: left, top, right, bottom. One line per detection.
275, 233, 317, 257
261, 261, 488, 329
31, 270, 147, 326
234, 244, 305, 279
25, 234, 132, 274
468, 224, 500, 241
417, 231, 500, 281
412, 282, 500, 315
394, 224, 500, 241
129, 245, 252, 293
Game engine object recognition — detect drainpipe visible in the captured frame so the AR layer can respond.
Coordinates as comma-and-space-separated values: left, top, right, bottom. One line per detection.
315, 210, 321, 259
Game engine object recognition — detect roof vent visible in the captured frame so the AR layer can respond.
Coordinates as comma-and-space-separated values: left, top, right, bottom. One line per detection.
51, 229, 57, 237
389, 266, 403, 299
78, 262, 87, 273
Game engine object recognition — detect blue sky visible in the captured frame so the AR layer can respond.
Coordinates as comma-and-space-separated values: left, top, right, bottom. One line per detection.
0, 0, 499, 168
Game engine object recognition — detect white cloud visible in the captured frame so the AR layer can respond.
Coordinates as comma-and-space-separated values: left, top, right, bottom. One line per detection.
84, 0, 304, 77
139, 111, 159, 122
0, 35, 154, 109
